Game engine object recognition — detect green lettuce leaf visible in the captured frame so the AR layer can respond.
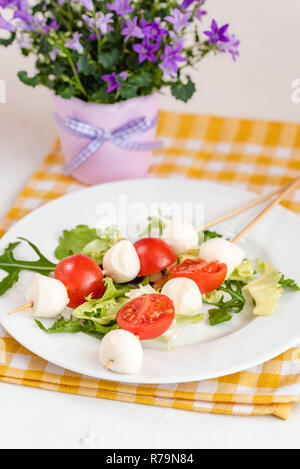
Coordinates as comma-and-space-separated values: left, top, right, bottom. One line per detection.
72, 277, 131, 325
256, 259, 299, 291
243, 264, 283, 316
230, 259, 255, 283
175, 313, 205, 325
55, 225, 98, 260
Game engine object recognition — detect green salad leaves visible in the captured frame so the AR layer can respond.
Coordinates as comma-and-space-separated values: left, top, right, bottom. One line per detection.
0, 237, 56, 296
35, 278, 132, 338
55, 224, 122, 264
204, 280, 246, 326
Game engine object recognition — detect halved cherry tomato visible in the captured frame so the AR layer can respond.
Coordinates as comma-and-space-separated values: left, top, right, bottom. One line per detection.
55, 254, 105, 309
134, 238, 177, 276
116, 294, 175, 340
170, 259, 227, 294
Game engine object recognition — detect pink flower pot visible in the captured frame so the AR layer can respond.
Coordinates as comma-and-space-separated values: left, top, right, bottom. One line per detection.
53, 93, 160, 185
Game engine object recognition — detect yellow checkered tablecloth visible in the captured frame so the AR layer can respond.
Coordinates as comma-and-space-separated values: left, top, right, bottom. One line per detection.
0, 111, 300, 420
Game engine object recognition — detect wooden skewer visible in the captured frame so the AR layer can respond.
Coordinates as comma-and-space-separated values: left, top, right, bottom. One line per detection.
197, 185, 285, 232
7, 301, 33, 316
104, 359, 114, 370
232, 176, 300, 244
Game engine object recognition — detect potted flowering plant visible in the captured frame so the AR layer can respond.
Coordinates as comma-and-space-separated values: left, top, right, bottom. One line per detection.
0, 0, 239, 184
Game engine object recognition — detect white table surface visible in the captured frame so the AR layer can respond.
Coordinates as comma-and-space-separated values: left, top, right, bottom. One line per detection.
0, 0, 300, 450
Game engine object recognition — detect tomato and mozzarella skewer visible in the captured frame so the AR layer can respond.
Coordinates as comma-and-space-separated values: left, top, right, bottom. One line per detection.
103, 240, 140, 283
161, 278, 202, 316
99, 330, 143, 375
199, 238, 245, 276
162, 219, 199, 254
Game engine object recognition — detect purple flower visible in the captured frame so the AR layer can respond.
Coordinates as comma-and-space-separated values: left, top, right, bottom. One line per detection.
83, 12, 114, 35
204, 20, 229, 44
65, 32, 84, 54
13, 9, 32, 25
102, 72, 127, 92
49, 47, 60, 60
181, 0, 202, 10
195, 7, 207, 21
44, 19, 60, 34
159, 44, 186, 80
18, 34, 32, 49
121, 16, 143, 42
72, 0, 94, 10
0, 12, 14, 31
108, 0, 133, 16
165, 9, 191, 34
133, 39, 159, 63
219, 33, 240, 61
140, 19, 168, 43
0, 0, 22, 8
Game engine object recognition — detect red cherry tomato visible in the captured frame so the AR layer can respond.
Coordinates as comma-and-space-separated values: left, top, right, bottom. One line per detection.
134, 238, 177, 276
116, 294, 175, 340
170, 259, 227, 293
55, 254, 105, 309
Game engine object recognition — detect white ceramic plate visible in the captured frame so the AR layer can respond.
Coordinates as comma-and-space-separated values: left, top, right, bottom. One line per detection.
0, 179, 299, 384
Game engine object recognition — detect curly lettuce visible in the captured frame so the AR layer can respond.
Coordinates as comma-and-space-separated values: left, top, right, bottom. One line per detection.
230, 259, 255, 283
55, 224, 122, 264
243, 264, 283, 316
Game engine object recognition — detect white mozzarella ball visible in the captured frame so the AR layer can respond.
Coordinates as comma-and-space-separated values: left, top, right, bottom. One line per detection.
199, 238, 244, 275
103, 240, 140, 283
162, 219, 199, 254
161, 278, 202, 316
26, 273, 69, 319
99, 330, 143, 375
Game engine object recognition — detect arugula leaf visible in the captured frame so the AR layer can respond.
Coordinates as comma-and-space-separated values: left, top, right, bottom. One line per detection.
203, 230, 223, 242
35, 317, 119, 339
208, 308, 233, 326
279, 274, 300, 291
35, 317, 83, 334
0, 238, 56, 296
55, 225, 98, 260
203, 280, 246, 326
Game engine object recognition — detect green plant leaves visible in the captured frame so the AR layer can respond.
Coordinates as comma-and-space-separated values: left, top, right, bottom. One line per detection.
0, 31, 16, 47
171, 79, 196, 103
17, 71, 40, 88
98, 48, 121, 69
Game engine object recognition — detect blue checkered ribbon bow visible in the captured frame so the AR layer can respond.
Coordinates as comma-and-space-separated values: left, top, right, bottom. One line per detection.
56, 113, 162, 175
